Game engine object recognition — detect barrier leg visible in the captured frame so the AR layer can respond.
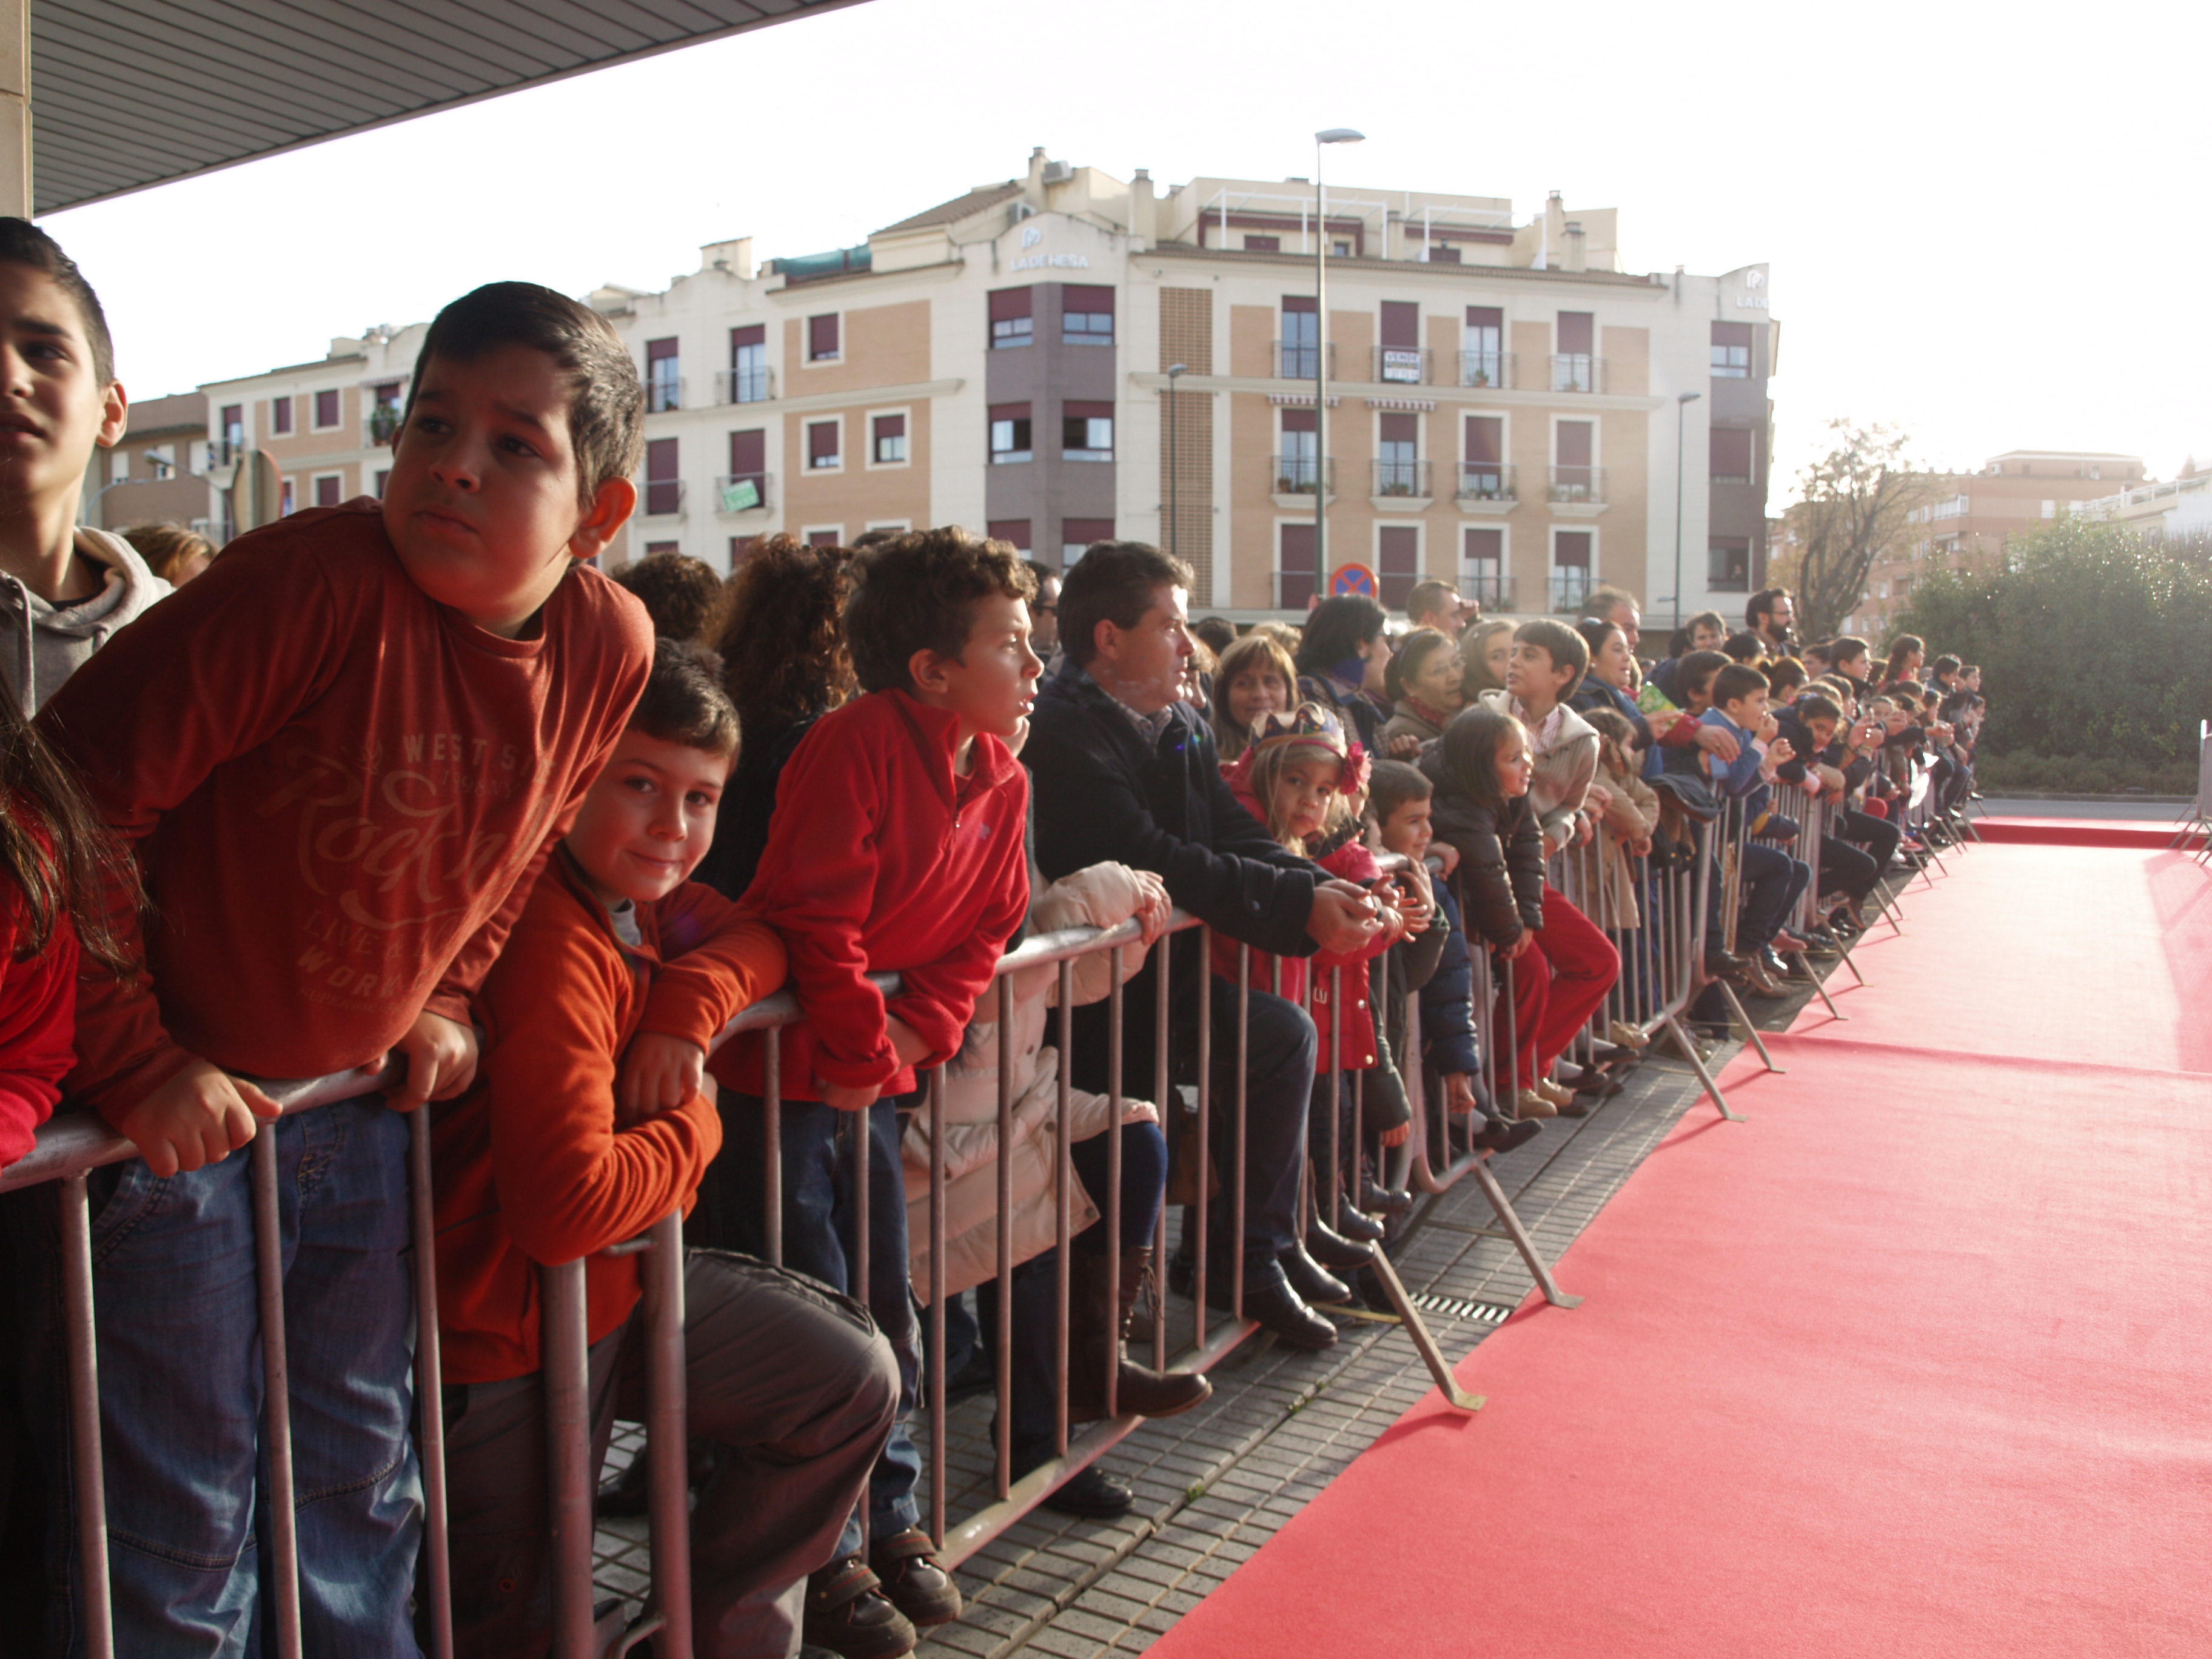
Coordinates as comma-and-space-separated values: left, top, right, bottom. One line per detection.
1102, 947, 1125, 1423
1468, 1158, 1583, 1310
1053, 967, 1073, 1461
1193, 936, 1212, 1353
1353, 1248, 1483, 1413
541, 1259, 595, 1659
636, 1212, 691, 1659
995, 976, 1017, 1499
1717, 979, 1785, 1073
59, 1173, 115, 1659
408, 1113, 455, 1659
928, 1066, 949, 1546
251, 1125, 305, 1659
1660, 1011, 1746, 1122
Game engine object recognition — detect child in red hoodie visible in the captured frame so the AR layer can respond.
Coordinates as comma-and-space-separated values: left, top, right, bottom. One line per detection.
706, 527, 1037, 1658
431, 640, 896, 1657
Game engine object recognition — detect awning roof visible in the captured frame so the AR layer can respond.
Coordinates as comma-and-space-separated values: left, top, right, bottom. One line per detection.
32, 0, 870, 216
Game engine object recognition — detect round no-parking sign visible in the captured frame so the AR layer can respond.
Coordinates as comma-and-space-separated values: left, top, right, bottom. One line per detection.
1331, 563, 1376, 597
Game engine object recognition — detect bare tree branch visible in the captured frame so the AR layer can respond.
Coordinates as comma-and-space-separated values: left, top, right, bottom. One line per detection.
1783, 420, 1942, 640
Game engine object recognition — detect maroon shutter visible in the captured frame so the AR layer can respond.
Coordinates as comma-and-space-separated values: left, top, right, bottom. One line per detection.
876, 414, 906, 441
731, 535, 760, 566
988, 519, 1032, 551
272, 397, 292, 434
315, 389, 338, 427
1062, 285, 1114, 317
1557, 312, 1594, 355
646, 338, 677, 364
645, 541, 680, 555
1279, 523, 1318, 611
730, 324, 765, 352
1282, 295, 1317, 314
1466, 306, 1502, 330
1245, 235, 1280, 252
1379, 413, 1418, 446
1380, 302, 1419, 349
1464, 528, 1501, 563
1280, 408, 1317, 434
315, 475, 341, 507
1710, 429, 1753, 480
221, 404, 241, 429
989, 289, 1032, 320
1555, 531, 1592, 568
1062, 518, 1114, 548
808, 421, 840, 464
728, 430, 765, 475
806, 529, 841, 548
1065, 400, 1114, 421
1464, 416, 1503, 464
1711, 321, 1753, 351
809, 314, 839, 359
989, 401, 1031, 423
374, 469, 389, 499
1557, 422, 1594, 467
645, 437, 679, 515
1378, 526, 1420, 609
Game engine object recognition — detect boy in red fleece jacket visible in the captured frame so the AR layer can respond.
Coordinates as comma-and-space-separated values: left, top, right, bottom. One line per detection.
708, 527, 1038, 1658
431, 640, 896, 1657
19, 283, 653, 1656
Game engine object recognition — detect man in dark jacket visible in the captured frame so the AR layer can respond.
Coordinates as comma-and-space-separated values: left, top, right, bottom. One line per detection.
1026, 543, 1387, 1359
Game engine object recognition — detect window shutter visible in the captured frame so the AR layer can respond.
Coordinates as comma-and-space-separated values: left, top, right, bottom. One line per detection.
1464, 528, 1501, 564
1064, 400, 1114, 421
1556, 422, 1594, 467
809, 314, 839, 358
988, 519, 1032, 551
1062, 518, 1114, 546
1557, 312, 1594, 355
728, 430, 765, 474
989, 401, 1031, 424
1378, 527, 1419, 608
1062, 285, 1114, 317
808, 422, 840, 463
1281, 408, 1317, 435
731, 324, 765, 352
315, 475, 341, 507
1278, 523, 1318, 610
272, 397, 293, 434
1464, 416, 1503, 464
646, 437, 678, 481
989, 288, 1033, 320
315, 389, 338, 427
1282, 295, 1317, 314
1379, 413, 1418, 446
1710, 429, 1753, 480
875, 414, 906, 441
646, 338, 677, 363
1379, 301, 1419, 349
1554, 531, 1592, 568
1466, 306, 1503, 330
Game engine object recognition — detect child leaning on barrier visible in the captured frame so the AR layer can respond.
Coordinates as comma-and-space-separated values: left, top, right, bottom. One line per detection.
429, 638, 897, 1658
16, 282, 656, 1656
705, 527, 1036, 1658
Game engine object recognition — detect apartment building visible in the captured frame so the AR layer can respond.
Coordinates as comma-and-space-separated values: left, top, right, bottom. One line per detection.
1847, 448, 2145, 635
2073, 469, 2212, 542
78, 390, 213, 535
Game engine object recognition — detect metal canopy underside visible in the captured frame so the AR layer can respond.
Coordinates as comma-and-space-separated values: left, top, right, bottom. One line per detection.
32, 0, 871, 216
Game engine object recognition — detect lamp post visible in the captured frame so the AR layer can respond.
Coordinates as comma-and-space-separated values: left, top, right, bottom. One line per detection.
1672, 390, 1701, 632
1166, 362, 1187, 570
1312, 126, 1364, 608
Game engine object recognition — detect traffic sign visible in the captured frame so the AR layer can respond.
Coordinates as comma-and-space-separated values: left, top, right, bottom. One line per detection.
1331, 562, 1377, 597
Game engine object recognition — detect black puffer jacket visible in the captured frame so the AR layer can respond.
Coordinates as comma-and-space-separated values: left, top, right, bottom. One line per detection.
1421, 757, 1544, 949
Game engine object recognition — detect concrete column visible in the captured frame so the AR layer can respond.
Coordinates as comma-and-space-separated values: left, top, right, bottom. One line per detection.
0, 0, 25, 218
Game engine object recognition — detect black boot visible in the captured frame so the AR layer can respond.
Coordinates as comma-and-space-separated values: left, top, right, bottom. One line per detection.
1068, 1248, 1213, 1424
1275, 1241, 1351, 1305
1303, 1215, 1376, 1267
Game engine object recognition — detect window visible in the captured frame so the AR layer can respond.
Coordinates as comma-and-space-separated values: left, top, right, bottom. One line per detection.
806, 420, 841, 471
724, 429, 766, 511
1062, 402, 1113, 461
2042, 499, 2057, 520
1332, 240, 1352, 256
110, 451, 130, 484
1710, 428, 1753, 485
806, 528, 842, 548
368, 381, 403, 444
280, 478, 295, 515
313, 389, 340, 429
272, 396, 293, 435
808, 313, 840, 362
1278, 407, 1319, 492
731, 535, 762, 567
1463, 415, 1506, 498
1244, 234, 1281, 253
313, 474, 342, 508
645, 541, 680, 555
1555, 421, 1595, 501
873, 414, 908, 465
990, 403, 1033, 464
1711, 321, 1753, 378
221, 404, 243, 457
1377, 412, 1419, 495
1427, 244, 1461, 264
1062, 519, 1114, 566
989, 288, 1033, 349
1379, 301, 1421, 383
646, 338, 680, 412
1464, 306, 1504, 387
1280, 295, 1318, 379
1062, 286, 1114, 345
1552, 530, 1593, 611
1464, 527, 1505, 608
374, 468, 390, 499
988, 520, 1033, 554
1553, 312, 1595, 392
1279, 523, 1318, 611
1708, 537, 1751, 592
645, 437, 682, 514
729, 324, 768, 403
2089, 464, 2102, 481
1378, 526, 1419, 610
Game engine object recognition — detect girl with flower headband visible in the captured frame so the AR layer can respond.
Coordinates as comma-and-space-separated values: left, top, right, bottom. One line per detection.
1216, 705, 1423, 1304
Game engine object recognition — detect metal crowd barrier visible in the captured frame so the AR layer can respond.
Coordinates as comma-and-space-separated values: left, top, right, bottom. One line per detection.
2169, 718, 2211, 860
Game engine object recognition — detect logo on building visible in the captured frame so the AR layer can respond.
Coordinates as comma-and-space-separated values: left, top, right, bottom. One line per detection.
1021, 224, 1044, 249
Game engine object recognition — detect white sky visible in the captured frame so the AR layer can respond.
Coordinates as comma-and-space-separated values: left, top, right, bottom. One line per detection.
45, 0, 2211, 499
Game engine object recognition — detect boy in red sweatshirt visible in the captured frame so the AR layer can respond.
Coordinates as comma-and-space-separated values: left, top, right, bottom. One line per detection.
431, 639, 897, 1657
707, 527, 1038, 1659
19, 283, 654, 1656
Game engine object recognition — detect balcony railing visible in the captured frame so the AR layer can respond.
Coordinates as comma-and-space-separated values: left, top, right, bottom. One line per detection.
1549, 569, 1593, 612
717, 365, 775, 404
1549, 355, 1607, 394
643, 479, 685, 517
1459, 349, 1515, 390
364, 405, 403, 448
1372, 458, 1431, 498
1272, 455, 1333, 495
1456, 463, 1516, 503
1272, 340, 1334, 381
1547, 465, 1607, 504
647, 375, 685, 415
714, 472, 771, 514
1464, 571, 1515, 611
209, 439, 243, 468
1373, 346, 1431, 386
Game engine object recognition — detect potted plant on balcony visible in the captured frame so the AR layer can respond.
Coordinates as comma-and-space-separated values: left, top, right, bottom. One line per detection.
369, 403, 401, 446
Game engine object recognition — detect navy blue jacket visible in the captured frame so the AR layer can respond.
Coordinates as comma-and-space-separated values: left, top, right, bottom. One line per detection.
1420, 882, 1480, 1079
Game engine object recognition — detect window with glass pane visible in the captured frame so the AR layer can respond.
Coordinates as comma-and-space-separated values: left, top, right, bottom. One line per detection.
1553, 312, 1595, 391
1464, 528, 1504, 608
1377, 412, 1418, 495
1062, 404, 1113, 460
808, 314, 839, 361
1062, 286, 1114, 344
806, 421, 840, 469
1281, 297, 1318, 378
990, 288, 1033, 349
1464, 306, 1504, 387
1062, 519, 1114, 566
990, 404, 1032, 463
1278, 408, 1318, 492
1711, 322, 1752, 378
730, 325, 768, 402
1279, 523, 1318, 610
646, 338, 680, 412
873, 414, 907, 464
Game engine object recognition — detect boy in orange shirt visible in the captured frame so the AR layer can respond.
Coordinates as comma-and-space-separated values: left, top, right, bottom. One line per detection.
18, 283, 653, 1655
431, 640, 896, 1657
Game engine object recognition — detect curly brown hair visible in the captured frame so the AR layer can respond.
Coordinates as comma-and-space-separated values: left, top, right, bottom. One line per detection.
844, 526, 1036, 695
712, 534, 858, 735
613, 551, 729, 645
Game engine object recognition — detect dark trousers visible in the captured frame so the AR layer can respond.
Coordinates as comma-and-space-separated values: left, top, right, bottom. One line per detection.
1837, 807, 1902, 880
1191, 987, 1317, 1265
1816, 836, 1880, 906
438, 1252, 896, 1658
706, 1094, 922, 1559
1713, 843, 1809, 950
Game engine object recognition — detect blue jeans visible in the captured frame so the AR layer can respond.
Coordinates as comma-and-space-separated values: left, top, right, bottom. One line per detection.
8, 1095, 421, 1658
709, 1094, 922, 1558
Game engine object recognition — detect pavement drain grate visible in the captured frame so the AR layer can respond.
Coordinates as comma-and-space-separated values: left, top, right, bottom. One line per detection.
1404, 1292, 1516, 1324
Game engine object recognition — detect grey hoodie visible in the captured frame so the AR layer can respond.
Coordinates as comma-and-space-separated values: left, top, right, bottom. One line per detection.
0, 526, 172, 713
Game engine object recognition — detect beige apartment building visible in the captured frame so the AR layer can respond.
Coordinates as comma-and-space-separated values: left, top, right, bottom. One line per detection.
182, 150, 1777, 621
77, 391, 214, 537
2073, 469, 2212, 542
1846, 449, 2145, 636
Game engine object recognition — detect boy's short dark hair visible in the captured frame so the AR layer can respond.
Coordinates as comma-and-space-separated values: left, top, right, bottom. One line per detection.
1191, 615, 1238, 655
1678, 649, 1731, 702
614, 552, 728, 645
1721, 630, 1768, 663
1059, 541, 1193, 668
1367, 758, 1433, 824
1891, 679, 1926, 702
1798, 694, 1844, 726
845, 526, 1036, 694
1711, 663, 1770, 711
1932, 654, 1962, 678
1513, 617, 1589, 683
631, 637, 741, 758
0, 218, 113, 385
1830, 635, 1869, 664
404, 282, 643, 508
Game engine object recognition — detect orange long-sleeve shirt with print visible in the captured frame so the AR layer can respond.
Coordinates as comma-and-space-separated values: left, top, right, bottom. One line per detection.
35, 503, 653, 1121
432, 854, 786, 1382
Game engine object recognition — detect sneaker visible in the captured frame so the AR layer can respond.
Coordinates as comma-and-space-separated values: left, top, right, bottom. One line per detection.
1606, 1021, 1650, 1050
1513, 1088, 1558, 1120
803, 1559, 917, 1659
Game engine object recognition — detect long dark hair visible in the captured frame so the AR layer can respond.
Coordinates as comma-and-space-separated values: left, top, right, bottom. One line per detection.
0, 676, 136, 974
1294, 595, 1386, 680
1436, 704, 1527, 817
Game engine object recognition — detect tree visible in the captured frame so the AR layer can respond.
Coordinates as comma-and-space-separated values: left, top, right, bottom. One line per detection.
1784, 420, 1939, 641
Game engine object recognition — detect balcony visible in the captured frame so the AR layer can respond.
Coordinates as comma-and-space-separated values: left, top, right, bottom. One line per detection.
1272, 341, 1334, 381
364, 404, 402, 448
1464, 571, 1515, 611
647, 375, 685, 415
1549, 569, 1594, 612
1372, 346, 1431, 386
1459, 349, 1515, 390
642, 478, 685, 517
1546, 466, 1608, 514
1455, 463, 1517, 512
714, 472, 772, 514
1371, 458, 1431, 501
1549, 355, 1608, 394
717, 366, 776, 405
1270, 454, 1334, 508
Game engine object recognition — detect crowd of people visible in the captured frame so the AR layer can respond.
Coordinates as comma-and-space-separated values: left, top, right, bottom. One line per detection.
0, 217, 1985, 1659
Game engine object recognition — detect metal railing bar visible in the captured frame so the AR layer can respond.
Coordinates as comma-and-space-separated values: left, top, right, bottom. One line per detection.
251, 1125, 305, 1659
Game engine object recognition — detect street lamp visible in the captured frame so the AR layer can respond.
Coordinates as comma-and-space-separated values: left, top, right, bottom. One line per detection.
1166, 362, 1187, 571
1672, 390, 1701, 632
1312, 126, 1364, 608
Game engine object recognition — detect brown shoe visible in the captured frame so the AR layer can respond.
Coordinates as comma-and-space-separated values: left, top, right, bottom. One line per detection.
804, 1557, 917, 1658
1068, 1248, 1214, 1424
1740, 957, 1787, 997
868, 1526, 962, 1629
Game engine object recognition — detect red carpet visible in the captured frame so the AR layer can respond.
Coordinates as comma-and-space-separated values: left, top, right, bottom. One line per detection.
1151, 845, 2212, 1658
1974, 814, 2194, 850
